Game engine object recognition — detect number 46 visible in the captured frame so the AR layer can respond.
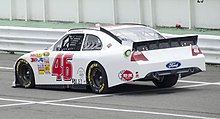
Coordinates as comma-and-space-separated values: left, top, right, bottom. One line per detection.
52, 53, 73, 81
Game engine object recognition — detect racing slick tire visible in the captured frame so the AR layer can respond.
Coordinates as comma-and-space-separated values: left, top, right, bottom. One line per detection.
153, 75, 178, 88
16, 59, 35, 88
87, 63, 109, 94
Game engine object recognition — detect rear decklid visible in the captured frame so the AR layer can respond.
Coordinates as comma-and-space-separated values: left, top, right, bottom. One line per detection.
131, 36, 203, 62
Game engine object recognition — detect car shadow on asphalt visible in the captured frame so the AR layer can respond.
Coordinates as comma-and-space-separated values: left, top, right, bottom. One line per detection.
25, 81, 198, 96
112, 83, 196, 96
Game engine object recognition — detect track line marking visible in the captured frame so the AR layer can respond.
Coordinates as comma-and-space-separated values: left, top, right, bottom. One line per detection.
40, 102, 219, 119
179, 80, 211, 84
0, 95, 219, 119
177, 83, 211, 88
0, 102, 35, 108
0, 67, 13, 70
179, 80, 220, 86
0, 98, 34, 103
42, 94, 113, 103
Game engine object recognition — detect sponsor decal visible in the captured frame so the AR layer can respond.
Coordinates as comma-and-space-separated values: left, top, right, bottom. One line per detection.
135, 72, 139, 78
43, 58, 50, 74
72, 78, 83, 84
166, 61, 181, 69
124, 49, 131, 58
44, 65, 50, 74
43, 52, 50, 57
36, 53, 43, 58
31, 58, 36, 62
38, 63, 45, 74
37, 58, 44, 62
107, 43, 112, 48
30, 54, 36, 57
31, 58, 44, 62
118, 70, 134, 81
77, 67, 85, 79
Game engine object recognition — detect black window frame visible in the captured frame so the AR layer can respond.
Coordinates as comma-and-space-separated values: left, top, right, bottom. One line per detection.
60, 34, 84, 51
82, 34, 103, 51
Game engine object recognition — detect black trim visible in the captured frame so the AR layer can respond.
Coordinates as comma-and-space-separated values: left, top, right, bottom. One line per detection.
68, 28, 99, 32
100, 27, 122, 44
117, 23, 149, 27
133, 35, 198, 51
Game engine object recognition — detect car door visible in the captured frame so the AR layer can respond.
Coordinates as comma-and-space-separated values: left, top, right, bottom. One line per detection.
43, 33, 85, 85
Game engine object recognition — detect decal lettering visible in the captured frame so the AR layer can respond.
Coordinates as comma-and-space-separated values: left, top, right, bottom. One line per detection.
124, 49, 131, 58
87, 63, 98, 82
16, 59, 28, 72
36, 53, 43, 58
31, 58, 36, 62
30, 54, 36, 57
107, 43, 112, 48
43, 52, 50, 57
118, 70, 133, 81
38, 63, 45, 74
77, 67, 85, 79
52, 53, 73, 81
166, 61, 181, 69
72, 79, 83, 84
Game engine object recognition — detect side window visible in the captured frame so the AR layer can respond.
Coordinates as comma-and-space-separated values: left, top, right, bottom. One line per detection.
61, 34, 84, 51
82, 34, 102, 51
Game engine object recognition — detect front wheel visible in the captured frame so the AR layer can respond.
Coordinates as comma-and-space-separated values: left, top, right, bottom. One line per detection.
16, 59, 35, 88
153, 75, 178, 88
87, 63, 109, 94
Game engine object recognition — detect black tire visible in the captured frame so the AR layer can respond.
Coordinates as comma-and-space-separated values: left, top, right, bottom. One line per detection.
87, 63, 109, 94
153, 75, 178, 88
16, 59, 35, 88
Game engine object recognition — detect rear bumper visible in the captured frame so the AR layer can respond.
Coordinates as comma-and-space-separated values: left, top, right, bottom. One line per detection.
145, 67, 201, 80
136, 56, 206, 79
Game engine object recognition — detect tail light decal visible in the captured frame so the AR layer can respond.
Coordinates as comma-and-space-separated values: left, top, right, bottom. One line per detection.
192, 45, 202, 56
131, 51, 148, 62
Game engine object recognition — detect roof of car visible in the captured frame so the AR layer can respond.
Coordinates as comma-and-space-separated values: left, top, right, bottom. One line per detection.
68, 24, 147, 32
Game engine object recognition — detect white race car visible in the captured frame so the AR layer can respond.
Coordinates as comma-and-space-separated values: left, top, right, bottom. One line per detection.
13, 24, 206, 93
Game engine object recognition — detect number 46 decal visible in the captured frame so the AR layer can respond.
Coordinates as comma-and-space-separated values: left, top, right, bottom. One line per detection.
52, 53, 73, 81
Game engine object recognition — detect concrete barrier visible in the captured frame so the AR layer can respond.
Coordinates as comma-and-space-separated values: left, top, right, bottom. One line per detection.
0, 26, 219, 64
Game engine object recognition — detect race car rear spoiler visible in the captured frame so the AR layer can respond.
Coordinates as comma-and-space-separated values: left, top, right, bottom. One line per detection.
133, 35, 198, 51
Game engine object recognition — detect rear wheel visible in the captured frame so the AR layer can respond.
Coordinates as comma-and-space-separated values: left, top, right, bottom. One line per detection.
153, 75, 178, 88
87, 63, 109, 94
16, 60, 35, 88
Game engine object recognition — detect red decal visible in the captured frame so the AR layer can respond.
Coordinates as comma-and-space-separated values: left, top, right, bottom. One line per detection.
31, 58, 36, 62
52, 54, 63, 81
30, 54, 36, 57
118, 70, 133, 81
52, 53, 73, 81
63, 54, 72, 81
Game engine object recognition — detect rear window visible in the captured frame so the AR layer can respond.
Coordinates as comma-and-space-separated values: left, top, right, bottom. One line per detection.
111, 27, 165, 42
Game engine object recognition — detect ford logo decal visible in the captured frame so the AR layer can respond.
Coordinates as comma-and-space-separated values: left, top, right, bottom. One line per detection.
166, 61, 181, 69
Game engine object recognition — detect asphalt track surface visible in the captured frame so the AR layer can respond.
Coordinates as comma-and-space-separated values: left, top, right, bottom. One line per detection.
0, 53, 220, 119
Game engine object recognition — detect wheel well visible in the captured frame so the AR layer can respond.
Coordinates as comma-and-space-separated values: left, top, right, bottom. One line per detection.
86, 61, 105, 83
86, 61, 100, 76
15, 59, 26, 86
14, 59, 35, 87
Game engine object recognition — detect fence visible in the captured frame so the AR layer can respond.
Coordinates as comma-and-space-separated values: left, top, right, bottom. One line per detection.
0, 0, 220, 29
0, 26, 219, 64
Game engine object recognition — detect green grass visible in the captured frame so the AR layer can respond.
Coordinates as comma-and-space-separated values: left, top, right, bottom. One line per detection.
155, 27, 220, 36
0, 19, 220, 36
0, 19, 94, 29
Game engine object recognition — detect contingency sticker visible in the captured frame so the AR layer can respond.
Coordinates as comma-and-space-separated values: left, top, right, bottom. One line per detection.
31, 52, 51, 75
118, 70, 134, 81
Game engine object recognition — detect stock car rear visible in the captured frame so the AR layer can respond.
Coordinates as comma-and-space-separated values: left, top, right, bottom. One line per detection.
13, 24, 206, 94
